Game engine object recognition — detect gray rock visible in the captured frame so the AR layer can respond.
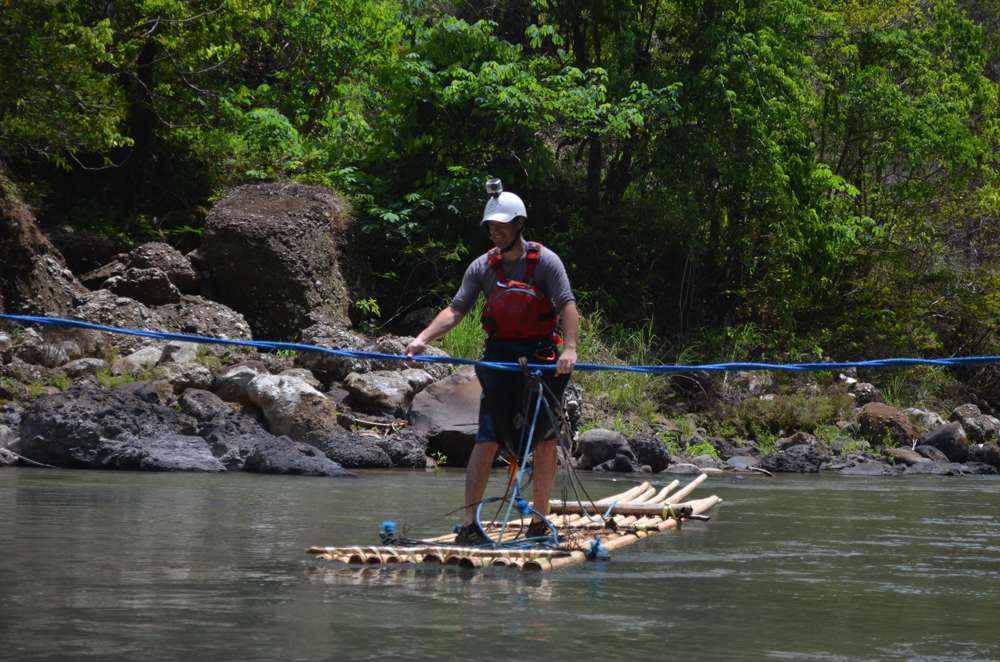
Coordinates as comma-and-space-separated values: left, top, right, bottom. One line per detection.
343, 369, 433, 419
903, 461, 962, 476
13, 326, 106, 368
0, 446, 16, 467
914, 444, 950, 463
409, 366, 480, 466
0, 331, 11, 364
858, 403, 920, 447
242, 436, 355, 477
376, 428, 429, 468
111, 380, 162, 404
852, 382, 885, 406
883, 447, 929, 466
758, 445, 831, 473
178, 389, 234, 423
948, 404, 997, 444
593, 453, 642, 473
296, 319, 372, 382
962, 461, 999, 475
779, 431, 817, 451
159, 362, 213, 393
662, 463, 702, 475
89, 434, 225, 472
160, 341, 200, 365
839, 462, 898, 477
967, 443, 1000, 469
212, 361, 269, 404
247, 373, 341, 441
125, 345, 165, 367
916, 422, 970, 462
578, 429, 631, 466
727, 455, 758, 469
17, 386, 175, 466
105, 267, 182, 305
126, 242, 201, 293
628, 433, 672, 473
58, 358, 109, 379
308, 428, 392, 468
0, 424, 12, 448
706, 436, 736, 460
200, 182, 359, 339
903, 408, 946, 431
688, 453, 724, 469
0, 405, 22, 430
278, 368, 322, 390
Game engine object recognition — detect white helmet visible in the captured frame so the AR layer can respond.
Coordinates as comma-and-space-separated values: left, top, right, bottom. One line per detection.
481, 191, 527, 224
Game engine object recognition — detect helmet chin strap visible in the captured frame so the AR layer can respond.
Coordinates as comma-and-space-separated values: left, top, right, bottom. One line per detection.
500, 230, 523, 254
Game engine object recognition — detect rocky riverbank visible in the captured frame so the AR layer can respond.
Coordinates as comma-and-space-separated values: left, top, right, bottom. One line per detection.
2, 179, 999, 478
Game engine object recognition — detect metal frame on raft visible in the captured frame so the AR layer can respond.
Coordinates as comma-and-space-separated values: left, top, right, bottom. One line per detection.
306, 474, 722, 572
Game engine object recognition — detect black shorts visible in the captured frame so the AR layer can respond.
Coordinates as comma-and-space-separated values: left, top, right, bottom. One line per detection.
474, 344, 571, 457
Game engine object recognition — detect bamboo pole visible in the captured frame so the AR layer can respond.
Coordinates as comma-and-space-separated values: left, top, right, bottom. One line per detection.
665, 473, 708, 504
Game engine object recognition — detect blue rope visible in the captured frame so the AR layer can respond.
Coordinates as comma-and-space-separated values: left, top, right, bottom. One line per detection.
5, 312, 1000, 373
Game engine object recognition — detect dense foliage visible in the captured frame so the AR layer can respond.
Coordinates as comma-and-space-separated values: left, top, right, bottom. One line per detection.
4, 0, 1000, 394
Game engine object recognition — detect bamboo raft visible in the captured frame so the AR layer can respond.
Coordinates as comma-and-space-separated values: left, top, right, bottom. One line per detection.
307, 474, 721, 572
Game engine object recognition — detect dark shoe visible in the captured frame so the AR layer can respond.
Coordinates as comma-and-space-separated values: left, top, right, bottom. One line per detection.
526, 519, 556, 539
454, 522, 492, 546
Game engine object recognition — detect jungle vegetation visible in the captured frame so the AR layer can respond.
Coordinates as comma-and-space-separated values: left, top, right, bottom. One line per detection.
4, 0, 1000, 402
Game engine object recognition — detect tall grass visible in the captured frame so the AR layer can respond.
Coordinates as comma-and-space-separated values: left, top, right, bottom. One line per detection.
576, 307, 665, 420
435, 293, 487, 360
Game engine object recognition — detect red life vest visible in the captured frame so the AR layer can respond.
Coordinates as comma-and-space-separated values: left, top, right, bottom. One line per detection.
480, 242, 560, 346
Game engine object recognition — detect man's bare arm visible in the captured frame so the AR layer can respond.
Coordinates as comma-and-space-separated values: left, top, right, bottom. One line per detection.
557, 303, 579, 375
404, 306, 466, 357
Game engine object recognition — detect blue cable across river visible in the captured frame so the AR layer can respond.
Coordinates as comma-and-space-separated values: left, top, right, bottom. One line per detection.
4, 312, 1000, 374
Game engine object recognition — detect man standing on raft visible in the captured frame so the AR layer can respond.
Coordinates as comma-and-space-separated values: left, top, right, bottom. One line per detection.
404, 179, 579, 545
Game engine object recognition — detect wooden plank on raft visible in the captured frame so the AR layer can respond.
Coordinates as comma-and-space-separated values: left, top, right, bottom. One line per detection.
306, 475, 721, 572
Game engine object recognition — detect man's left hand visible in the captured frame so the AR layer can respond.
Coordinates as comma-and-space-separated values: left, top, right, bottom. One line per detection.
556, 348, 577, 375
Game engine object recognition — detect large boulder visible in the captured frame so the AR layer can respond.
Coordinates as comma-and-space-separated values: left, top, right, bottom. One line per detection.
104, 267, 182, 305
212, 361, 270, 404
948, 404, 997, 444
296, 316, 371, 383
916, 422, 970, 462
246, 373, 341, 441
71, 290, 252, 356
242, 435, 355, 476
343, 369, 434, 419
627, 433, 671, 473
12, 325, 108, 368
0, 178, 90, 317
17, 386, 175, 466
577, 429, 631, 468
883, 447, 929, 466
376, 428, 429, 468
86, 433, 226, 472
125, 242, 201, 293
200, 182, 362, 340
758, 445, 831, 473
307, 427, 392, 468
409, 366, 481, 465
158, 361, 213, 393
858, 403, 920, 448
44, 226, 130, 276
967, 443, 1000, 469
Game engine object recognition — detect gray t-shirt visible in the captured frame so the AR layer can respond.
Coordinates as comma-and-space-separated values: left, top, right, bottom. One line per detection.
450, 244, 576, 315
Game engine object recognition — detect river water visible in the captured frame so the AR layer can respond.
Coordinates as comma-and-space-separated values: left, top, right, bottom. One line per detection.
1, 468, 998, 661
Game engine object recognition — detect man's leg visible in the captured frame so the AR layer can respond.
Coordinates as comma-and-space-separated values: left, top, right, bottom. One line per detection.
463, 441, 498, 527
530, 437, 557, 522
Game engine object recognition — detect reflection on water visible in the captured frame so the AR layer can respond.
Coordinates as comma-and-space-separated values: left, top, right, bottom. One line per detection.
1, 469, 999, 661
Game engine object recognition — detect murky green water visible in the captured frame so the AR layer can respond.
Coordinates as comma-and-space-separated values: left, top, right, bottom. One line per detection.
1, 468, 998, 661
